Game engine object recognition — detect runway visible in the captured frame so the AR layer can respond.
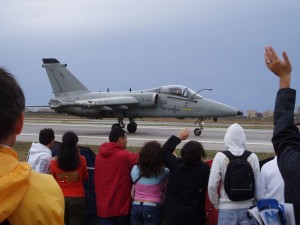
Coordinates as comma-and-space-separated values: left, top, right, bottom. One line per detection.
18, 118, 274, 153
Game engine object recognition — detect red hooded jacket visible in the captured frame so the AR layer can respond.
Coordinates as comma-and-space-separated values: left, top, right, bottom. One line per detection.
94, 142, 139, 217
205, 160, 218, 225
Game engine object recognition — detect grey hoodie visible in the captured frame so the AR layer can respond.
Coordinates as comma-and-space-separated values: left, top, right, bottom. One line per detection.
224, 123, 247, 156
27, 143, 52, 174
208, 123, 260, 209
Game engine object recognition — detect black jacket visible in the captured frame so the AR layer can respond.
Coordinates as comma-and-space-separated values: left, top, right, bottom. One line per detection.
272, 88, 300, 224
162, 135, 210, 225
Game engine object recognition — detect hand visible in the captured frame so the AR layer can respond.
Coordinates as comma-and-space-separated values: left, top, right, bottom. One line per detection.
177, 128, 190, 141
265, 46, 292, 88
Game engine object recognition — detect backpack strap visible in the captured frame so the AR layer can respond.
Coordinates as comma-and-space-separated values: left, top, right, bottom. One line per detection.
133, 174, 142, 184
222, 150, 252, 161
240, 150, 252, 160
222, 150, 234, 161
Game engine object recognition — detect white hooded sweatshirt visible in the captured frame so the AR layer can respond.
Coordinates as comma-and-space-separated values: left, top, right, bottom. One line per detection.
256, 156, 284, 204
208, 123, 260, 209
27, 143, 52, 174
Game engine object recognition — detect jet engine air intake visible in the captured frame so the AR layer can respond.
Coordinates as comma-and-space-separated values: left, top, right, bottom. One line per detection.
137, 93, 158, 107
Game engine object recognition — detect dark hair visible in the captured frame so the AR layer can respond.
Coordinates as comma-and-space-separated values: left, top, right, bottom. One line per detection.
57, 131, 80, 171
0, 68, 25, 142
109, 128, 126, 142
39, 128, 55, 146
137, 141, 164, 178
181, 141, 206, 167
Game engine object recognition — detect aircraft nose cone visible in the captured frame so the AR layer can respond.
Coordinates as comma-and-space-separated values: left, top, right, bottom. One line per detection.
237, 110, 243, 116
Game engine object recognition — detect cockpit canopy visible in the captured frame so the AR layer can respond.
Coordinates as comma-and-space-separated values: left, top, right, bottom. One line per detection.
158, 85, 200, 98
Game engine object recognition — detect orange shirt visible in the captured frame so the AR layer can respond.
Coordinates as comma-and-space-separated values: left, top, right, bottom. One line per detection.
51, 155, 88, 197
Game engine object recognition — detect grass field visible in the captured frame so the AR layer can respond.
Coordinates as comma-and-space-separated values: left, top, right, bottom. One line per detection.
15, 141, 275, 162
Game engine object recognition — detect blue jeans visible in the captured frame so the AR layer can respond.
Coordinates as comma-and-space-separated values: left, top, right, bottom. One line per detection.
98, 215, 131, 225
218, 208, 258, 225
131, 204, 162, 225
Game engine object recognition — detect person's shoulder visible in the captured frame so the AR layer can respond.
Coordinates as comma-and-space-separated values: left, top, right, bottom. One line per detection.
28, 142, 37, 150
261, 157, 277, 170
202, 162, 210, 169
130, 165, 140, 177
214, 151, 227, 161
79, 155, 87, 165
210, 152, 227, 170
260, 162, 268, 174
131, 165, 139, 173
50, 157, 58, 169
158, 167, 169, 177
79, 155, 86, 160
21, 172, 64, 223
39, 151, 52, 159
30, 172, 62, 194
248, 151, 259, 161
120, 149, 138, 157
199, 162, 210, 174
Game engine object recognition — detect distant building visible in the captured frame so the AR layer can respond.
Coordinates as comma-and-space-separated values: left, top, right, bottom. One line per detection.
37, 107, 53, 113
256, 112, 263, 118
25, 107, 54, 113
295, 105, 300, 115
263, 110, 274, 118
247, 110, 257, 118
295, 105, 300, 120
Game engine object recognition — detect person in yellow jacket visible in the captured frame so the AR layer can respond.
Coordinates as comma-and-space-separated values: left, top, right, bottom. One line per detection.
0, 67, 65, 225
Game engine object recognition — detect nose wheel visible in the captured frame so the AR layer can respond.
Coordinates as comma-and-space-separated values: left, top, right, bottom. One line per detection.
194, 128, 202, 136
112, 123, 122, 130
112, 118, 125, 130
111, 118, 137, 133
194, 118, 204, 136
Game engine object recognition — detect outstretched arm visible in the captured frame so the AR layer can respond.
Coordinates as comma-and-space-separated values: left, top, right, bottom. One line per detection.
266, 46, 300, 223
266, 46, 300, 224
162, 128, 190, 169
266, 46, 297, 156
264, 46, 292, 89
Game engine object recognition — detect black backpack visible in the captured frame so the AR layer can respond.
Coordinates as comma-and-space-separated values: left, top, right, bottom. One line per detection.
223, 150, 255, 201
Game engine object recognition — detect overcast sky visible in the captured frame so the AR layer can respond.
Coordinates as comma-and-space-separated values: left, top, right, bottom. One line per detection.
1, 0, 299, 113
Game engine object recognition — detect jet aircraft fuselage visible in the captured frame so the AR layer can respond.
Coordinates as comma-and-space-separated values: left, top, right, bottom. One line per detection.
42, 58, 242, 135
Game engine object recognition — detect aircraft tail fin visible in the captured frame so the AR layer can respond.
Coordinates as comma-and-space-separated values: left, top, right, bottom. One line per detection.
42, 58, 89, 97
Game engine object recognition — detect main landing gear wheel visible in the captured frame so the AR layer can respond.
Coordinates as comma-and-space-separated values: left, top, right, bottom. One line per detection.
127, 121, 137, 133
194, 128, 202, 136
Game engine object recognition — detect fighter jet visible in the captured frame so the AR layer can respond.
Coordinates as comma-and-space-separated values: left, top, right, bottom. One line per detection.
42, 58, 242, 136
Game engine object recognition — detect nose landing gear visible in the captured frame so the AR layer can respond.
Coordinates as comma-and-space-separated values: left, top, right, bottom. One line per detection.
111, 118, 137, 133
111, 118, 125, 130
194, 118, 204, 136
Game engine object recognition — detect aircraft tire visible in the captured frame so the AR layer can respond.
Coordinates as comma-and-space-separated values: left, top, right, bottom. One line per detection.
127, 122, 137, 133
112, 123, 122, 130
194, 128, 202, 136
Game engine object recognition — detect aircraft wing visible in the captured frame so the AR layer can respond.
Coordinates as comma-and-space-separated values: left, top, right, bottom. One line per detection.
55, 96, 139, 108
